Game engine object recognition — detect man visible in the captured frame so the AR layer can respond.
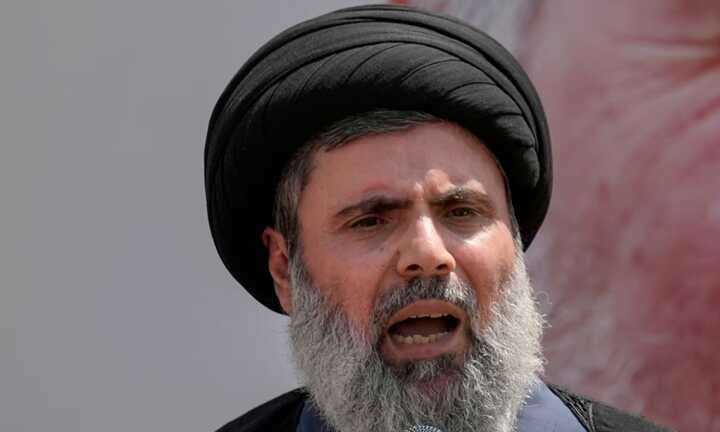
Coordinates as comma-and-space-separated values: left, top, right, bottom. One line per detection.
204, 5, 669, 432
400, 2, 720, 431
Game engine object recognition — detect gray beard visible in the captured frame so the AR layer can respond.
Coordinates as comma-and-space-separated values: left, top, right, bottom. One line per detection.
287, 244, 544, 432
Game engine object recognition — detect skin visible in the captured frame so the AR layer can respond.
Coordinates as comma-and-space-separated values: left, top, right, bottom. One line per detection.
263, 122, 517, 366
519, 2, 720, 431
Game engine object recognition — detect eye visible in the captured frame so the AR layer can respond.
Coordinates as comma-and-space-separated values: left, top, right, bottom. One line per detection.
349, 216, 386, 229
447, 207, 478, 218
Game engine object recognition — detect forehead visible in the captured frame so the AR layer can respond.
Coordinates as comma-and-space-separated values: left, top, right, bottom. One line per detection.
301, 122, 510, 214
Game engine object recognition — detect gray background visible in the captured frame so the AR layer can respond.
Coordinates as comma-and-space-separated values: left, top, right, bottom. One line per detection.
0, 1, 370, 431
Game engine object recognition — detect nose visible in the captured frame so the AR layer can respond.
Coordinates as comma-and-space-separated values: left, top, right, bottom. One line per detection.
396, 216, 456, 279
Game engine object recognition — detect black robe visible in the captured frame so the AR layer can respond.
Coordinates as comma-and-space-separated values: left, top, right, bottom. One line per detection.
216, 384, 671, 432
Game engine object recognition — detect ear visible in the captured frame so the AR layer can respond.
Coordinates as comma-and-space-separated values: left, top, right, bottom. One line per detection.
262, 227, 293, 314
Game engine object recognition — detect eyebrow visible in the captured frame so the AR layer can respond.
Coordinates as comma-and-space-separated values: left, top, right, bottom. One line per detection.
334, 195, 413, 220
334, 186, 495, 220
428, 186, 495, 215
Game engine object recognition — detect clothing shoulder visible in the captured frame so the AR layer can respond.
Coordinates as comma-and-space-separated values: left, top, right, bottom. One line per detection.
215, 388, 306, 432
547, 384, 673, 432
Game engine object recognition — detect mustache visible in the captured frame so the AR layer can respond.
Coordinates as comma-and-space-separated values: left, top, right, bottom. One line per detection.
370, 276, 479, 343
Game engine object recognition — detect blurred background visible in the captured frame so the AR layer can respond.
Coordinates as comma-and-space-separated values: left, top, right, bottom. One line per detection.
2, 1, 718, 431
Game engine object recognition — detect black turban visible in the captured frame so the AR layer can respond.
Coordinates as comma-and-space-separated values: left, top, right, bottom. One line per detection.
204, 4, 552, 314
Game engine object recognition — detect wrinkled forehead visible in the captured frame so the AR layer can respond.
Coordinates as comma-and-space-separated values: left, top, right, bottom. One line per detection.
302, 122, 513, 220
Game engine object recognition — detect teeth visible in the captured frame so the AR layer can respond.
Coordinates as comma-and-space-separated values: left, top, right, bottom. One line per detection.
407, 313, 449, 319
413, 335, 429, 344
393, 332, 450, 345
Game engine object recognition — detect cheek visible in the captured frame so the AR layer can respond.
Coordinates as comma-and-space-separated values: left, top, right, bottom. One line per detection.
456, 227, 516, 322
302, 240, 391, 331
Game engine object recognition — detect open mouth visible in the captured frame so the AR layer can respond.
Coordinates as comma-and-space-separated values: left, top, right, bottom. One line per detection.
388, 313, 460, 344
383, 300, 467, 351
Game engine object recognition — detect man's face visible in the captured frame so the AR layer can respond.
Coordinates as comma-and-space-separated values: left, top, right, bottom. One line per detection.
268, 121, 543, 431
293, 121, 517, 366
